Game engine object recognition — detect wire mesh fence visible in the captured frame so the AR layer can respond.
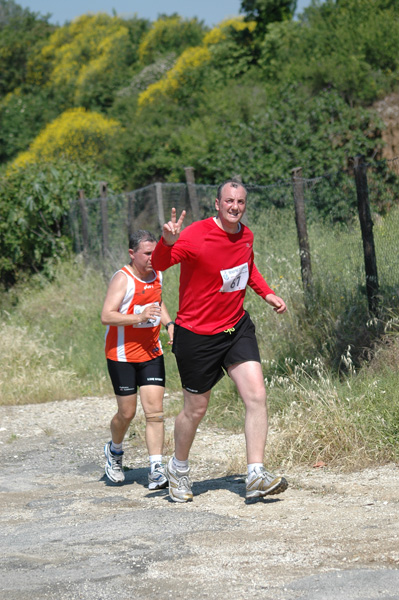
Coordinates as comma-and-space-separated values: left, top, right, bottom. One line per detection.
66, 157, 399, 311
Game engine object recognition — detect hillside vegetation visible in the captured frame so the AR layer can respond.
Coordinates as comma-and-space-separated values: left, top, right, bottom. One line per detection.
1, 0, 399, 284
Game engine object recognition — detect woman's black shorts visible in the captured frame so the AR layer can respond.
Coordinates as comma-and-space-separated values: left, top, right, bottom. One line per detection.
107, 355, 165, 396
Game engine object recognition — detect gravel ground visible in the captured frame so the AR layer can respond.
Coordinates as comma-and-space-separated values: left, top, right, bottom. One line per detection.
1, 395, 399, 600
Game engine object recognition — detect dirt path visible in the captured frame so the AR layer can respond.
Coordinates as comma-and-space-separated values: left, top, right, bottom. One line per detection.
1, 396, 399, 600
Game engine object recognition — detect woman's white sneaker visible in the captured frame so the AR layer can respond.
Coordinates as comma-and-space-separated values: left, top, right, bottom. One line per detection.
148, 463, 168, 490
104, 441, 125, 483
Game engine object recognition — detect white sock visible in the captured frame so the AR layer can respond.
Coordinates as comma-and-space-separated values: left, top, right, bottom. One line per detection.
173, 456, 189, 472
247, 463, 263, 476
149, 454, 163, 472
111, 441, 123, 454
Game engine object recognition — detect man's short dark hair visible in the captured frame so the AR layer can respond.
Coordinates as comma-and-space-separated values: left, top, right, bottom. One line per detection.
129, 230, 157, 252
216, 179, 247, 201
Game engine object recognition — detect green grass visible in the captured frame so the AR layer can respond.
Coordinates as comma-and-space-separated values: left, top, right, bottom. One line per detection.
0, 258, 110, 403
0, 256, 183, 404
1, 207, 399, 470
263, 344, 399, 470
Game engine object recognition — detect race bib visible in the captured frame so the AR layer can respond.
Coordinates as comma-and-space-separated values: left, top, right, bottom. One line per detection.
219, 263, 249, 293
133, 302, 161, 328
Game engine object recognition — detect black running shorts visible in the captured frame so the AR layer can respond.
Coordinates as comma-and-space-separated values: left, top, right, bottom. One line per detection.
107, 355, 165, 396
172, 311, 261, 394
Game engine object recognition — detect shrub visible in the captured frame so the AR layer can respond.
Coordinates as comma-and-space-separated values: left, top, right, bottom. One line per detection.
138, 14, 205, 65
0, 158, 121, 285
11, 107, 122, 167
29, 13, 146, 107
0, 88, 60, 163
137, 45, 212, 107
259, 0, 399, 105
137, 18, 256, 108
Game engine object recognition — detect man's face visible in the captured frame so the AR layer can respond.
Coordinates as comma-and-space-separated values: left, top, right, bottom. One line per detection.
129, 240, 157, 276
215, 183, 247, 228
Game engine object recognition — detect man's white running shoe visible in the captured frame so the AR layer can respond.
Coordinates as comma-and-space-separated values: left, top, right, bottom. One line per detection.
166, 457, 193, 503
246, 465, 288, 499
104, 441, 125, 483
148, 463, 168, 490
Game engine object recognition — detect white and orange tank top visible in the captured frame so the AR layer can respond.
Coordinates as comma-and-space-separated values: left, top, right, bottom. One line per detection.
105, 266, 163, 363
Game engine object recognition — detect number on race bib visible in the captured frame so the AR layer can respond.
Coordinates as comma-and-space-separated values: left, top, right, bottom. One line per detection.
219, 263, 249, 293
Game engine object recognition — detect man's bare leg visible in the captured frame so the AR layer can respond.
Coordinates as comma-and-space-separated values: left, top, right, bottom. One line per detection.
167, 389, 211, 502
174, 389, 211, 461
228, 361, 268, 463
229, 361, 288, 498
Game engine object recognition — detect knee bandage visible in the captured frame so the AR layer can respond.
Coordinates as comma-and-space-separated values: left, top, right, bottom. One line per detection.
145, 411, 164, 423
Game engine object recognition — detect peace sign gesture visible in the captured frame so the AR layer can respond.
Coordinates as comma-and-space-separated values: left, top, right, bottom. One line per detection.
162, 208, 186, 246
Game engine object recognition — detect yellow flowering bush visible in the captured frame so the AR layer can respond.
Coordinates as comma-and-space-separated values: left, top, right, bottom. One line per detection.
203, 17, 256, 46
29, 14, 131, 102
138, 18, 256, 108
138, 46, 211, 107
12, 108, 122, 167
74, 27, 131, 106
138, 15, 204, 65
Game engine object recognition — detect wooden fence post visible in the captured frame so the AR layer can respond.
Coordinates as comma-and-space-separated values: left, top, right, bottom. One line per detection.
99, 182, 109, 258
291, 167, 313, 296
77, 189, 89, 257
184, 166, 200, 220
155, 183, 165, 230
352, 155, 379, 316
127, 192, 135, 238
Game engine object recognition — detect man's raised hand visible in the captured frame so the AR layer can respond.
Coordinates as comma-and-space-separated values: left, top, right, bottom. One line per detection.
162, 208, 186, 246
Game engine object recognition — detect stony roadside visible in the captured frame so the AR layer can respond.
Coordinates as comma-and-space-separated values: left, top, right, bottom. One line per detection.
1, 395, 399, 600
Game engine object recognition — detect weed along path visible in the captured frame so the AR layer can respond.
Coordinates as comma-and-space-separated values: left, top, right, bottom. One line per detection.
0, 396, 399, 600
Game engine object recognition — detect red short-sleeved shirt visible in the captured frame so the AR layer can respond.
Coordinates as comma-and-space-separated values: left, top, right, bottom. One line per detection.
151, 218, 274, 335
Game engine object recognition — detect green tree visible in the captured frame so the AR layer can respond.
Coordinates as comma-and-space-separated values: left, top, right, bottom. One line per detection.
276, 0, 399, 104
240, 0, 297, 37
73, 15, 150, 109
0, 159, 121, 285
207, 21, 258, 81
0, 0, 54, 96
0, 89, 60, 163
137, 19, 256, 110
117, 77, 383, 212
0, 10, 150, 165
138, 14, 206, 65
28, 13, 149, 109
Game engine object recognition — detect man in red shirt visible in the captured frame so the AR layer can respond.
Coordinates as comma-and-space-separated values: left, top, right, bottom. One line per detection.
101, 230, 175, 489
151, 180, 288, 502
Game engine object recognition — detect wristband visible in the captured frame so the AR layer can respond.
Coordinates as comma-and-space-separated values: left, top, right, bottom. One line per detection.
165, 321, 175, 330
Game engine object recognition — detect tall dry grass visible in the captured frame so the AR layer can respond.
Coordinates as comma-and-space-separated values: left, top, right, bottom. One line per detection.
0, 322, 77, 404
